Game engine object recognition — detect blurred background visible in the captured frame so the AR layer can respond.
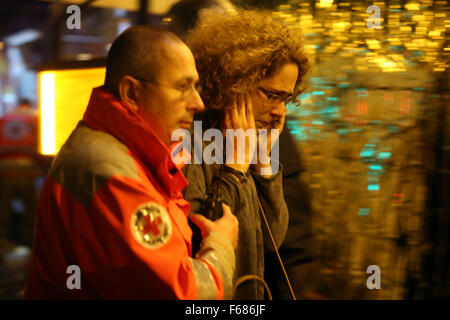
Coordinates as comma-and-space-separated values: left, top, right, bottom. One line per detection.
0, 0, 448, 299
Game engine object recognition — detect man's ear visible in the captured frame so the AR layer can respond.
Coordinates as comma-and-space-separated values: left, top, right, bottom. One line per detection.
118, 76, 141, 111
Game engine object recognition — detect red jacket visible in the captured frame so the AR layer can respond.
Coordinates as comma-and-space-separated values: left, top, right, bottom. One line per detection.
24, 87, 234, 299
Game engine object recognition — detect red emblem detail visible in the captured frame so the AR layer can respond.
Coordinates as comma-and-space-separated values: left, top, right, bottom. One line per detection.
132, 202, 172, 248
141, 215, 163, 237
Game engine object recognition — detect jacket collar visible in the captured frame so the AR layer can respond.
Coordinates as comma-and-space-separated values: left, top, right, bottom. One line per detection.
82, 86, 189, 196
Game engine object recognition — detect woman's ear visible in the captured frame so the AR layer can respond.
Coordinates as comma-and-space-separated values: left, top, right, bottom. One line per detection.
118, 76, 141, 110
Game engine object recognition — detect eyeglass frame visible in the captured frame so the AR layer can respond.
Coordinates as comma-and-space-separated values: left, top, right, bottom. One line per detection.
257, 86, 295, 106
131, 75, 202, 100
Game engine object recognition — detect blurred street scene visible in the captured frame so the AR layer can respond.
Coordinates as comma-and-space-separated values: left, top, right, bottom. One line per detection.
0, 0, 448, 299
274, 0, 449, 299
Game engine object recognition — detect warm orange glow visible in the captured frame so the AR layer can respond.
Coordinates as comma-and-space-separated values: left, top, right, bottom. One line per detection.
39, 72, 55, 155
38, 68, 106, 155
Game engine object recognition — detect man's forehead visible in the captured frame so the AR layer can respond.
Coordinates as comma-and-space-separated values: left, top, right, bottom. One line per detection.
157, 41, 198, 82
159, 39, 192, 64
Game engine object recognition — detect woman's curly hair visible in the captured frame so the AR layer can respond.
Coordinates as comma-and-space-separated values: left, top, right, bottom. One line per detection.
186, 9, 311, 125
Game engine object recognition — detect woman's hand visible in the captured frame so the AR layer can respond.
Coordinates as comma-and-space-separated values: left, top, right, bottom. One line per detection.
222, 94, 256, 175
253, 105, 287, 176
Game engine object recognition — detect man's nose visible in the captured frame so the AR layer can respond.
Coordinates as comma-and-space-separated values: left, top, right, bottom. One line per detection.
270, 102, 286, 117
188, 90, 205, 113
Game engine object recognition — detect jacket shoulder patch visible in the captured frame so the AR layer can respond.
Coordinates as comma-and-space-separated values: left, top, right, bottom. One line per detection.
130, 202, 172, 249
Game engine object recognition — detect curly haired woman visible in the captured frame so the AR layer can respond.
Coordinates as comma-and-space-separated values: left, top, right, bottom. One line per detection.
182, 9, 311, 299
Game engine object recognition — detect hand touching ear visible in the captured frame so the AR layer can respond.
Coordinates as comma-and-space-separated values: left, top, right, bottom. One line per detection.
223, 94, 257, 174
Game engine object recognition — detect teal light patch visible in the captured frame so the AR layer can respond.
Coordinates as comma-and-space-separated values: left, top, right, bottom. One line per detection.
377, 152, 391, 159
287, 121, 309, 141
338, 83, 350, 88
370, 120, 382, 125
337, 128, 349, 136
360, 150, 375, 157
310, 77, 325, 84
319, 106, 338, 114
369, 165, 382, 171
356, 87, 368, 95
286, 120, 299, 126
368, 184, 380, 191
413, 87, 424, 92
298, 93, 312, 102
327, 97, 339, 101
313, 91, 325, 95
365, 144, 376, 147
358, 208, 370, 216
286, 101, 296, 107
388, 125, 398, 133
312, 120, 324, 125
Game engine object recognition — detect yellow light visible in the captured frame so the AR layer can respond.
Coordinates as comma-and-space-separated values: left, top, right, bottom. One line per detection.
388, 38, 402, 45
333, 21, 350, 32
413, 15, 426, 22
39, 72, 55, 155
366, 39, 381, 50
405, 2, 420, 10
38, 68, 106, 155
428, 30, 441, 37
305, 44, 317, 53
381, 61, 395, 68
413, 38, 427, 47
416, 27, 428, 34
318, 0, 333, 8
400, 26, 412, 32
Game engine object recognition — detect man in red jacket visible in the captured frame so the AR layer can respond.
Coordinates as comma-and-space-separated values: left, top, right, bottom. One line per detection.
24, 26, 238, 299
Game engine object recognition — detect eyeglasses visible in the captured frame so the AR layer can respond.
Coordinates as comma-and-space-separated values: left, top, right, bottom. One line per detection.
132, 76, 202, 100
258, 86, 294, 105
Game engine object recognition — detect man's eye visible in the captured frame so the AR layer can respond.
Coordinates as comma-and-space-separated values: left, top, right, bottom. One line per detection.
269, 93, 282, 101
178, 84, 190, 92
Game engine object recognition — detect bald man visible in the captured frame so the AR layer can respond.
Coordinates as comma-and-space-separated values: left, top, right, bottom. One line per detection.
24, 26, 238, 300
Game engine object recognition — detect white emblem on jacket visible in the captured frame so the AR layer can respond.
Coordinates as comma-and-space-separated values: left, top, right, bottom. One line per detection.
131, 202, 172, 249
